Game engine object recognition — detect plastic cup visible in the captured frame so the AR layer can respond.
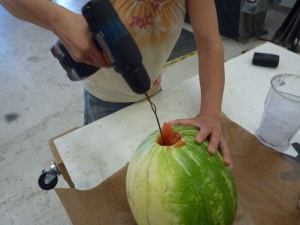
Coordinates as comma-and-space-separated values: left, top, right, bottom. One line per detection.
255, 74, 300, 152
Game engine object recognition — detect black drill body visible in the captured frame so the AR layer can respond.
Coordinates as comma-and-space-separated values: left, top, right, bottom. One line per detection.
51, 0, 151, 94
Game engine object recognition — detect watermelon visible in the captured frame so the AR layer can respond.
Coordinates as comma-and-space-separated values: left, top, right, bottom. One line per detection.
126, 123, 237, 225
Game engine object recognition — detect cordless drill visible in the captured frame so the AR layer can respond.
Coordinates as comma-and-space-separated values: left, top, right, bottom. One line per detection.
51, 0, 151, 94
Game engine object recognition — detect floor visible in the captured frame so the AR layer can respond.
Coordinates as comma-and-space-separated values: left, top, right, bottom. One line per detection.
0, 2, 294, 225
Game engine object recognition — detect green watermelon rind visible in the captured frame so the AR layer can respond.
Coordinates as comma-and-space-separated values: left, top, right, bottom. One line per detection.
126, 125, 237, 225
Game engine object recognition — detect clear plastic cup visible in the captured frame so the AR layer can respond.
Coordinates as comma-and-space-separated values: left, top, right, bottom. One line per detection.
255, 74, 300, 152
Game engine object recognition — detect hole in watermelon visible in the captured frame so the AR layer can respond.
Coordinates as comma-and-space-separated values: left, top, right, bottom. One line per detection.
156, 122, 186, 147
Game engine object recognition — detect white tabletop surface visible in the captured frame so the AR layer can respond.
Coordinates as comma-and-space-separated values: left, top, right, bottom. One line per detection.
54, 42, 300, 190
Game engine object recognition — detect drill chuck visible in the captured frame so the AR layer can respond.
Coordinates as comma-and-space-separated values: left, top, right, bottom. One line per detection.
122, 64, 150, 94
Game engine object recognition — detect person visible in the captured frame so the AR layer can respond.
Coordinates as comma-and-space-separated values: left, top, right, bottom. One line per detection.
0, 0, 232, 169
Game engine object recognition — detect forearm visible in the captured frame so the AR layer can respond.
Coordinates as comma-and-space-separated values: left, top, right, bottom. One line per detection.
198, 38, 225, 120
0, 0, 71, 34
187, 0, 225, 120
176, 0, 231, 166
0, 0, 107, 67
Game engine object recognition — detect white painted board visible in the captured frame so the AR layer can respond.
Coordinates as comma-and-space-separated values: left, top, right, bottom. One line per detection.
54, 42, 300, 190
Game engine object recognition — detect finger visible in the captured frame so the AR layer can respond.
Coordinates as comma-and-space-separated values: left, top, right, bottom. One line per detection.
170, 119, 198, 128
89, 47, 111, 68
79, 56, 101, 68
207, 128, 220, 155
71, 52, 108, 68
69, 49, 97, 67
90, 56, 110, 68
219, 137, 233, 170
68, 39, 110, 68
195, 127, 211, 144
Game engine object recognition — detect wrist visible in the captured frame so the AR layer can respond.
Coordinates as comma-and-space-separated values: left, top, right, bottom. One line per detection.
47, 4, 74, 35
198, 112, 222, 121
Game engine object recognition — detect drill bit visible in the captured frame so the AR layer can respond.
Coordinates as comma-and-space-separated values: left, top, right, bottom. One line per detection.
145, 93, 165, 145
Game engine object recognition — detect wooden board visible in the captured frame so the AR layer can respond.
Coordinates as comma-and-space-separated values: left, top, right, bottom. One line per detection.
49, 127, 79, 188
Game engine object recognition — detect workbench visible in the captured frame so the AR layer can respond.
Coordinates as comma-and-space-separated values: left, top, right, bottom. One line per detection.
50, 42, 300, 224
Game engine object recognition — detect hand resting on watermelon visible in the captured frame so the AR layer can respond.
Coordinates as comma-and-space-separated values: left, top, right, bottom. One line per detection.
170, 114, 232, 170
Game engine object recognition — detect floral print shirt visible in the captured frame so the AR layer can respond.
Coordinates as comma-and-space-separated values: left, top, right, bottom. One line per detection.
84, 0, 186, 102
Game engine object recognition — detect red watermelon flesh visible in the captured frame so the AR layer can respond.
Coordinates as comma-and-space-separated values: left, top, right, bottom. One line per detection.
157, 122, 186, 147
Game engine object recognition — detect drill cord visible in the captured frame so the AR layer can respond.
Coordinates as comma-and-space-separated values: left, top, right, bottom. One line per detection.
145, 93, 165, 145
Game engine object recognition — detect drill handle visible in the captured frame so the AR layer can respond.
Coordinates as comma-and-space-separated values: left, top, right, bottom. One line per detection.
51, 40, 99, 81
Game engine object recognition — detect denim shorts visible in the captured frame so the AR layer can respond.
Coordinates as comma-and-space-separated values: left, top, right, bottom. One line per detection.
84, 89, 134, 125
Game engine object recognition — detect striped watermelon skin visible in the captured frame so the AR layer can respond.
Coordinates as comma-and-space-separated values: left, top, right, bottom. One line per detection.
126, 125, 237, 225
